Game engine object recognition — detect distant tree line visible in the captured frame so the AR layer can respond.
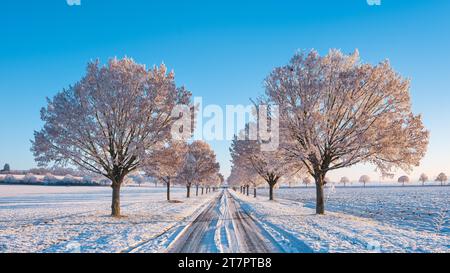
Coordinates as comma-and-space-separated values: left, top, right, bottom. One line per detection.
0, 166, 85, 176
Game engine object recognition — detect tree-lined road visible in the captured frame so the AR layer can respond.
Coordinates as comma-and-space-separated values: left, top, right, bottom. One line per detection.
167, 189, 278, 253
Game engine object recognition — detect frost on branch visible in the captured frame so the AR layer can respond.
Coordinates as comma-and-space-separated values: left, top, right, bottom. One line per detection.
398, 175, 410, 186
359, 175, 371, 187
340, 176, 350, 187
229, 123, 302, 201
176, 141, 220, 198
31, 58, 192, 216
144, 141, 188, 201
435, 173, 448, 186
419, 173, 428, 186
263, 49, 429, 213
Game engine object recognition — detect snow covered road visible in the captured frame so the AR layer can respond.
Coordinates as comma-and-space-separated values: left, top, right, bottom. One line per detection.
167, 189, 280, 253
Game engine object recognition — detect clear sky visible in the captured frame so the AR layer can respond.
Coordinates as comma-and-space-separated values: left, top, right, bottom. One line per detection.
0, 0, 449, 182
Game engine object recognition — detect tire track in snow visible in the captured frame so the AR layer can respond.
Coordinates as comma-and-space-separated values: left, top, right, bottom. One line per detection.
166, 192, 223, 253
123, 193, 219, 253
229, 190, 315, 253
167, 189, 279, 253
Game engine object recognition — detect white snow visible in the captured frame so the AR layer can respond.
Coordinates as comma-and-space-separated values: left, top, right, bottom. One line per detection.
260, 185, 450, 233
233, 186, 449, 253
0, 185, 217, 253
1, 184, 448, 253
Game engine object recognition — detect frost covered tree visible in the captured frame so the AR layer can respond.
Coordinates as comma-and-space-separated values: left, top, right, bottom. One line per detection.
23, 173, 38, 183
63, 174, 77, 184
359, 175, 370, 188
227, 168, 242, 192
132, 174, 146, 187
144, 141, 188, 201
177, 141, 220, 198
419, 173, 428, 186
31, 58, 192, 217
205, 173, 223, 194
82, 175, 96, 185
340, 176, 350, 187
435, 173, 448, 186
43, 173, 58, 184
229, 165, 263, 198
230, 125, 301, 201
398, 175, 410, 186
264, 49, 429, 214
247, 172, 264, 197
2, 164, 10, 173
3, 174, 16, 183
216, 173, 224, 191
303, 177, 312, 188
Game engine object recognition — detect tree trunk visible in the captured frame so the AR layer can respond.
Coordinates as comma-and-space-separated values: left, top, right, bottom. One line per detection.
253, 187, 256, 198
196, 185, 199, 196
111, 183, 121, 217
269, 184, 274, 200
314, 175, 325, 215
167, 180, 170, 201
186, 185, 191, 198
201, 187, 204, 195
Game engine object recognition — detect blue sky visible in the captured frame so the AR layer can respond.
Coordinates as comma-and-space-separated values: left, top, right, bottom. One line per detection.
0, 0, 449, 181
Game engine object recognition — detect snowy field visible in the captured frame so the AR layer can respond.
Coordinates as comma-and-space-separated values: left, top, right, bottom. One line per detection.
245, 185, 449, 252
0, 185, 217, 253
259, 185, 450, 233
1, 184, 448, 253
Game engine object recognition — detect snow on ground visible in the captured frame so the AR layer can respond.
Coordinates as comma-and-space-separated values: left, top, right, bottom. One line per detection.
165, 190, 281, 253
1, 184, 448, 253
233, 186, 449, 253
0, 185, 217, 253
259, 185, 450, 233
